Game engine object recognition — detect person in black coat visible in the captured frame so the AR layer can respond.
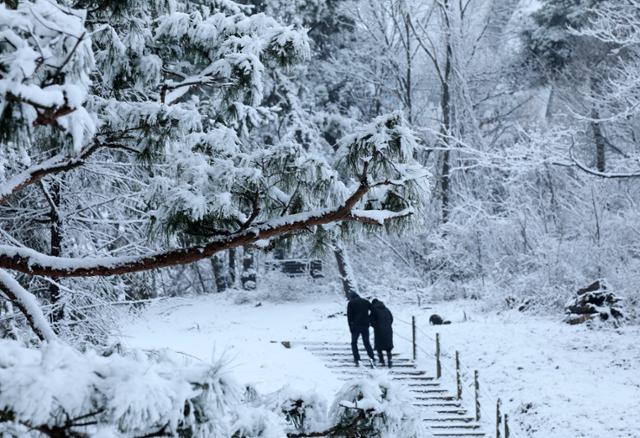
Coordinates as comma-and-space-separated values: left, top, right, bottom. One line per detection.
370, 299, 394, 368
347, 292, 375, 367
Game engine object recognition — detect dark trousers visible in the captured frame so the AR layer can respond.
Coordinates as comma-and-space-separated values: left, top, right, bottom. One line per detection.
351, 327, 374, 362
377, 349, 392, 367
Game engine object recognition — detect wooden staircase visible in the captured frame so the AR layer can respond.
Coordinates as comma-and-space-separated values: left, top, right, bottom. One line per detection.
298, 341, 486, 437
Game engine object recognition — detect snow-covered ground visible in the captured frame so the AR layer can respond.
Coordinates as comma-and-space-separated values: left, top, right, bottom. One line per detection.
121, 291, 640, 438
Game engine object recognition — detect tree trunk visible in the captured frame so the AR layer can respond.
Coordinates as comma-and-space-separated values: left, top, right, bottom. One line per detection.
591, 108, 606, 173
48, 179, 64, 322
210, 255, 227, 293
333, 243, 358, 298
590, 76, 606, 172
228, 248, 237, 288
241, 247, 257, 290
404, 13, 413, 124
440, 2, 453, 224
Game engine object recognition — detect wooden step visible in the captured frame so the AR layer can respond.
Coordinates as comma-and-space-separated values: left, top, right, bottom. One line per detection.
431, 424, 481, 430
434, 409, 469, 415
415, 402, 462, 408
301, 339, 487, 438
415, 395, 457, 401
330, 358, 411, 364
309, 350, 403, 356
304, 349, 402, 356
389, 370, 428, 376
411, 389, 449, 394
431, 432, 486, 438
423, 417, 475, 423
392, 376, 435, 381
326, 363, 415, 369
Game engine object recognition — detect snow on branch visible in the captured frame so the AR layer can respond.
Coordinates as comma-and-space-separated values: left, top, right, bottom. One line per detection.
0, 341, 242, 436
575, 1, 640, 47
0, 180, 370, 277
0, 112, 429, 280
0, 142, 101, 204
348, 208, 415, 225
570, 141, 640, 179
0, 1, 96, 151
0, 270, 56, 341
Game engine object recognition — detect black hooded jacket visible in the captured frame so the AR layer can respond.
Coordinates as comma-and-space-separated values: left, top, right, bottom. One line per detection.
370, 300, 394, 350
347, 293, 371, 331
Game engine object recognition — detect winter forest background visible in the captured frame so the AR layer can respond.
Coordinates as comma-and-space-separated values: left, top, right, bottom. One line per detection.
1, 0, 639, 437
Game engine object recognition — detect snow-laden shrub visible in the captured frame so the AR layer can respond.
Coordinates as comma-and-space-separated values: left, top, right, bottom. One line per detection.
230, 406, 287, 438
329, 375, 423, 438
0, 340, 241, 437
265, 386, 329, 434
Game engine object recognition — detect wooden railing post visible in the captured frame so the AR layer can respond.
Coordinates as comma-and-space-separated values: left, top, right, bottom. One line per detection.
435, 333, 442, 379
505, 414, 510, 438
412, 315, 416, 361
455, 351, 462, 399
496, 398, 502, 438
474, 370, 481, 421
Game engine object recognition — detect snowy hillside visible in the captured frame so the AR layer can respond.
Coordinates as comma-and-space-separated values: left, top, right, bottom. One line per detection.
122, 292, 640, 438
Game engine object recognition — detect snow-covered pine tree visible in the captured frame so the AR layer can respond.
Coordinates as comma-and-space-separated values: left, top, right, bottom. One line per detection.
0, 0, 430, 341
241, 0, 360, 291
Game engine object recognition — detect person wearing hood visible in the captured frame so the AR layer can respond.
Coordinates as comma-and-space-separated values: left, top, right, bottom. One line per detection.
370, 299, 394, 368
346, 292, 375, 367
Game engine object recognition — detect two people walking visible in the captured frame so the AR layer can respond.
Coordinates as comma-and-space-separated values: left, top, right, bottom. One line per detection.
347, 292, 394, 368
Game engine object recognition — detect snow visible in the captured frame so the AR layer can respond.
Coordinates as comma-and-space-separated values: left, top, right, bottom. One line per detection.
330, 375, 423, 438
122, 292, 640, 438
0, 338, 246, 437
0, 244, 142, 271
425, 301, 640, 438
123, 294, 344, 402
0, 0, 95, 151
1, 0, 640, 436
0, 269, 57, 341
351, 208, 414, 224
0, 153, 74, 199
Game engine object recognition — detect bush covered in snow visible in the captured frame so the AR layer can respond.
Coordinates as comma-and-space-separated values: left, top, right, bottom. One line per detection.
264, 386, 329, 434
328, 375, 423, 438
0, 340, 249, 437
230, 407, 287, 438
0, 340, 424, 438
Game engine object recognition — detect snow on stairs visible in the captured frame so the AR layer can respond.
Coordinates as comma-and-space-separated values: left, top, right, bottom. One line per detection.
298, 341, 486, 438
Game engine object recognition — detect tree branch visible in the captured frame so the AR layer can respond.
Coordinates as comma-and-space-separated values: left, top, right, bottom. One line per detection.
0, 142, 101, 204
570, 143, 640, 179
6, 92, 76, 127
0, 138, 138, 205
0, 269, 56, 341
0, 182, 374, 278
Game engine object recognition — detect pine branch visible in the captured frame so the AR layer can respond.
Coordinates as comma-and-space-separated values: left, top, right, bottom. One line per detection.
0, 181, 378, 277
0, 269, 56, 341
0, 138, 138, 205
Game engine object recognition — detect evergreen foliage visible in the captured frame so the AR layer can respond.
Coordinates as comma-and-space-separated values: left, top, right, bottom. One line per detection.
0, 0, 429, 340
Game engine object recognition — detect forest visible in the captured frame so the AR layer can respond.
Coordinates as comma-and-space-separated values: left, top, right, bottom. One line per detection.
0, 0, 639, 437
